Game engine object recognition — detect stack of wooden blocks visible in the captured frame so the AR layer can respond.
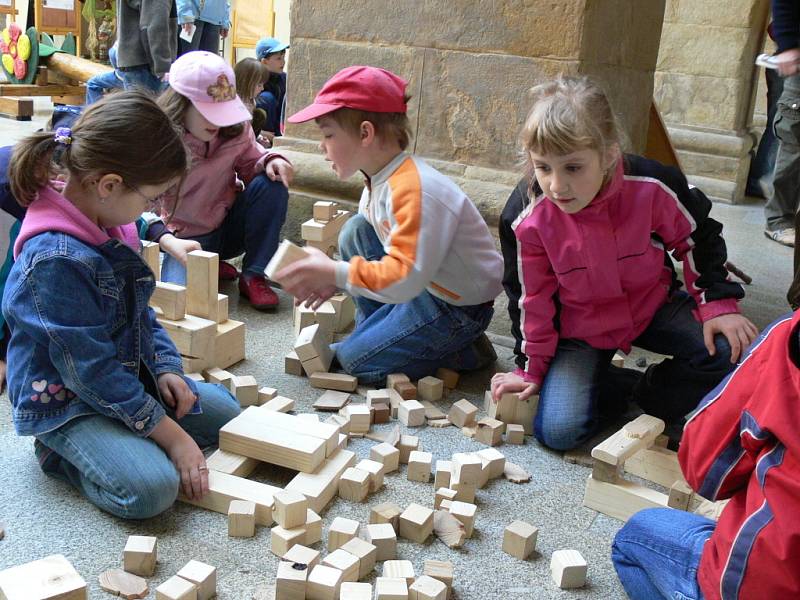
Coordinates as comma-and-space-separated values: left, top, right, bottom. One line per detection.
301, 200, 352, 257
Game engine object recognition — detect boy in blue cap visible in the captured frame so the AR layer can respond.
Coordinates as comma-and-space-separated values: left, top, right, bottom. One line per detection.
255, 37, 289, 144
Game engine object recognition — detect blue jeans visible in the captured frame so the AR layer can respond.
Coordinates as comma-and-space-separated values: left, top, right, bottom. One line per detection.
35, 382, 239, 519
612, 508, 714, 600
161, 174, 288, 284
119, 65, 166, 95
85, 71, 124, 105
177, 21, 221, 56
535, 291, 733, 450
333, 214, 494, 385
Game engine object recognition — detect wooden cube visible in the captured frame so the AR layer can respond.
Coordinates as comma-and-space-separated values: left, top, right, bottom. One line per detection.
451, 480, 477, 503
341, 536, 378, 579
339, 467, 370, 502
328, 516, 360, 551
367, 389, 392, 406
451, 453, 482, 486
475, 417, 504, 446
434, 460, 452, 489
503, 520, 538, 560
356, 458, 385, 491
276, 560, 308, 600
448, 501, 477, 537
203, 367, 234, 389
323, 549, 359, 582
156, 575, 197, 600
550, 549, 587, 589
285, 351, 304, 376
434, 487, 457, 509
258, 386, 278, 404
417, 376, 444, 401
228, 499, 256, 537
483, 390, 517, 422
263, 395, 296, 413
177, 560, 216, 600
365, 523, 397, 561
407, 451, 433, 482
370, 502, 402, 532
123, 535, 157, 577
307, 564, 344, 600
151, 281, 186, 320
266, 239, 310, 284
394, 381, 417, 400
423, 560, 453, 596
476, 448, 506, 479
343, 404, 371, 434
435, 368, 459, 390
372, 402, 391, 424
409, 575, 447, 600
231, 375, 258, 407
398, 435, 420, 464
340, 582, 373, 600
448, 399, 477, 428
305, 509, 323, 545
274, 490, 309, 530
371, 442, 401, 473
271, 525, 307, 557
375, 577, 409, 600
314, 201, 338, 221
383, 560, 415, 586
398, 400, 426, 427
0, 555, 87, 600
505, 423, 525, 444
387, 373, 410, 389
283, 544, 321, 570
399, 503, 434, 543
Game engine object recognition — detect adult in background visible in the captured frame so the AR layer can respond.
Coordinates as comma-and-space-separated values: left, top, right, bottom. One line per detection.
116, 0, 176, 94
176, 0, 230, 56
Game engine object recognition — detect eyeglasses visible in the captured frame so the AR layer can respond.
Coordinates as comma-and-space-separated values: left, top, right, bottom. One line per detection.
125, 182, 170, 206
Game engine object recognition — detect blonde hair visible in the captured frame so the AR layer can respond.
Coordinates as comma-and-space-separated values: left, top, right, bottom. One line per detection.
234, 57, 268, 107
158, 87, 244, 139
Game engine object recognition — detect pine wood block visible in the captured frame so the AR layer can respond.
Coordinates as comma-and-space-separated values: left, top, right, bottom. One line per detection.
329, 294, 356, 332
124, 535, 157, 577
141, 240, 160, 280
448, 501, 477, 537
340, 537, 377, 580
434, 460, 452, 489
271, 524, 308, 557
151, 281, 186, 320
273, 490, 308, 529
155, 575, 196, 600
550, 549, 587, 589
476, 448, 506, 479
322, 549, 359, 582
373, 403, 391, 424
475, 417, 504, 446
366, 389, 392, 407
231, 375, 258, 407
419, 401, 446, 421
275, 561, 307, 600
592, 459, 623, 483
502, 520, 538, 559
266, 239, 310, 283
611, 352, 625, 368
301, 217, 339, 242
310, 372, 358, 392
258, 386, 278, 404
423, 561, 453, 595
314, 389, 351, 411
158, 314, 216, 359
668, 480, 694, 511
356, 458, 385, 491
483, 390, 516, 422
582, 474, 668, 521
294, 303, 318, 336
513, 395, 537, 435
399, 503, 434, 543
305, 509, 323, 545
505, 424, 525, 444
339, 467, 370, 502
250, 407, 339, 457
286, 449, 357, 513
398, 435, 419, 464
306, 565, 343, 600
343, 404, 371, 434
296, 324, 334, 375
435, 368, 459, 390
365, 523, 397, 561
216, 293, 228, 323
328, 516, 360, 552
370, 502, 402, 532
383, 561, 415, 586
176, 560, 216, 600
0, 554, 86, 600
228, 499, 256, 537
283, 544, 321, 571
409, 575, 447, 600
451, 481, 477, 503
214, 319, 245, 368
203, 367, 233, 389
417, 376, 444, 401
451, 453, 482, 486
475, 454, 491, 488
395, 381, 417, 400
340, 582, 372, 600
448, 399, 477, 428
262, 395, 295, 413
178, 470, 277, 525
375, 577, 409, 600
204, 448, 258, 477
591, 414, 665, 466
285, 351, 304, 376
313, 201, 338, 221
181, 355, 211, 374
624, 445, 685, 489
407, 451, 432, 482
186, 250, 219, 321
299, 413, 321, 423
434, 487, 457, 509
386, 373, 410, 389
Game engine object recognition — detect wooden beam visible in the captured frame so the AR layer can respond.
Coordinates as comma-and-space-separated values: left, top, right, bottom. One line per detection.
0, 84, 84, 96
286, 449, 356, 513
0, 96, 33, 120
582, 474, 668, 522
178, 470, 279, 526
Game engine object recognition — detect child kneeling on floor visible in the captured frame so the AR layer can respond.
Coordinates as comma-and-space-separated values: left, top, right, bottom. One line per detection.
2, 92, 240, 519
279, 66, 504, 385
612, 313, 800, 599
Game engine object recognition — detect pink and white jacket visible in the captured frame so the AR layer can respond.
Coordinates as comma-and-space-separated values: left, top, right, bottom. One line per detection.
512, 155, 744, 385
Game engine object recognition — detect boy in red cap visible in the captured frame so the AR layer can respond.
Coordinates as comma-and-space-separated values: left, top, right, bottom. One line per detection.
280, 66, 503, 385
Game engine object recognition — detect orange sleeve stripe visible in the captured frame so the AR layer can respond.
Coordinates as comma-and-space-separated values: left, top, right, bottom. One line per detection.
349, 158, 423, 291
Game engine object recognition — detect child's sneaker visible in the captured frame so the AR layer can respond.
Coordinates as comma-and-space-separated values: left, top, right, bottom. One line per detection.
470, 333, 497, 369
218, 260, 240, 281
238, 273, 279, 310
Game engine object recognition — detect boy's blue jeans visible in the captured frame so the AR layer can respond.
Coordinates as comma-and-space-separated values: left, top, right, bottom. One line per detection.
333, 214, 494, 385
612, 507, 714, 600
85, 71, 123, 105
34, 382, 239, 519
119, 65, 166, 95
535, 292, 734, 450
161, 174, 288, 283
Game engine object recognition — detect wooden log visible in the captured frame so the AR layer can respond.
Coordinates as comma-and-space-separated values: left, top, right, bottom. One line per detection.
44, 51, 113, 83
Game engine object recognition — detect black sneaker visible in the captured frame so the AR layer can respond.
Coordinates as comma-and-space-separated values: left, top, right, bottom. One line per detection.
471, 333, 497, 369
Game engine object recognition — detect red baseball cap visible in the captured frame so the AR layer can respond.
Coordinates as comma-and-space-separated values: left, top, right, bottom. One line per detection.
288, 66, 407, 123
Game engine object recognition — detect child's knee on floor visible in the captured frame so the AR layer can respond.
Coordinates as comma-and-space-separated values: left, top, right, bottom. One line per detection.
116, 459, 181, 519
534, 417, 593, 452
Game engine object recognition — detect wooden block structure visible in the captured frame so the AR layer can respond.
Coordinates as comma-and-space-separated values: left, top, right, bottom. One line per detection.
407, 451, 433, 482
356, 458, 386, 492
474, 417, 504, 446
323, 549, 360, 582
0, 554, 87, 600
423, 560, 454, 597
328, 516, 360, 551
341, 537, 378, 579
283, 544, 322, 571
370, 502, 403, 532
156, 575, 197, 600
285, 449, 357, 513
550, 549, 588, 589
307, 564, 344, 600
448, 500, 477, 537
398, 435, 420, 464
448, 399, 477, 428
124, 535, 157, 577
339, 467, 370, 502
383, 560, 415, 586
417, 376, 444, 401
375, 577, 409, 600
410, 575, 448, 600
302, 205, 352, 257
228, 499, 256, 537
176, 560, 216, 600
266, 239, 310, 284
483, 390, 537, 435
340, 582, 373, 600
276, 560, 308, 600
503, 520, 538, 559
365, 523, 397, 561
399, 503, 434, 543
274, 490, 309, 529
398, 400, 426, 427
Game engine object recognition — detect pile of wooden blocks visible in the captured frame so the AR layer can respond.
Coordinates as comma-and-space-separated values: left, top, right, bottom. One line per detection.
482, 390, 537, 438
142, 244, 245, 373
301, 200, 352, 257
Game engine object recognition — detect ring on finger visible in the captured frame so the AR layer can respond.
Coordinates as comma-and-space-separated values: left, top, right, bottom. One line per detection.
198, 465, 208, 471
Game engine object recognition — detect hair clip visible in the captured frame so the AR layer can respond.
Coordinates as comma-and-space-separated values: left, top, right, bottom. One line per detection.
53, 127, 72, 146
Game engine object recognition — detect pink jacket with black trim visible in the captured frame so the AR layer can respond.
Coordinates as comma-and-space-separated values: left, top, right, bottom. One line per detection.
512, 155, 744, 385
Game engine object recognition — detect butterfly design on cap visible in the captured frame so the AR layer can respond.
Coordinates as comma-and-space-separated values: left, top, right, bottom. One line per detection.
207, 74, 236, 102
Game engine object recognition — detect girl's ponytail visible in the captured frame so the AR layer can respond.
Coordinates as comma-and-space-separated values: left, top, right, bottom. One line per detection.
8, 130, 62, 206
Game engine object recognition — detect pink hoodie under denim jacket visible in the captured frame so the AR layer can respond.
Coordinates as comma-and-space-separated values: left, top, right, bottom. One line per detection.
512, 154, 744, 386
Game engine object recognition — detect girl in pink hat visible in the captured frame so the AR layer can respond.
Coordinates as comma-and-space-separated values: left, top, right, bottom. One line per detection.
156, 50, 293, 309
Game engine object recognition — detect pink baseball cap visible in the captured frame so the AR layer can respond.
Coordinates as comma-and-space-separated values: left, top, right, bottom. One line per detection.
288, 66, 407, 123
168, 51, 252, 127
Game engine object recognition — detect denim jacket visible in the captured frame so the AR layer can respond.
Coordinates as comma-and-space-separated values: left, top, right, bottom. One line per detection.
176, 0, 230, 28
2, 187, 195, 437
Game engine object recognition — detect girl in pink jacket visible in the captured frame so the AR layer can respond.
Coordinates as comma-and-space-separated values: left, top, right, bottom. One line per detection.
491, 76, 757, 450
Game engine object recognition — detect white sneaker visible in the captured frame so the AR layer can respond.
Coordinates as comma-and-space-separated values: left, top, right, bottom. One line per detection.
764, 228, 795, 247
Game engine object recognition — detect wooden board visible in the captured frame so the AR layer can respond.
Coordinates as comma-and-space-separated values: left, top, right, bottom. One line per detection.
582, 474, 668, 522
0, 84, 84, 97
0, 554, 86, 600
205, 448, 259, 477
178, 470, 279, 526
624, 445, 686, 489
591, 415, 665, 466
250, 405, 339, 457
0, 97, 33, 121
285, 449, 356, 513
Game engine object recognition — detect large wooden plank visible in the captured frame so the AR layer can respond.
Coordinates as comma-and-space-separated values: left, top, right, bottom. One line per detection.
205, 448, 259, 477
0, 554, 87, 600
178, 470, 279, 526
286, 449, 356, 513
624, 446, 686, 489
591, 415, 665, 466
0, 84, 85, 96
582, 474, 667, 522
251, 405, 339, 456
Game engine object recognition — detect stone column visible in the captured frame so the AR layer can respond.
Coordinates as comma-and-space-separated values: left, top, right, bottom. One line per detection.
654, 0, 769, 203
277, 0, 666, 231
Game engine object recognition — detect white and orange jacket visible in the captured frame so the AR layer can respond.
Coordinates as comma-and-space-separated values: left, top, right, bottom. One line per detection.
334, 152, 503, 306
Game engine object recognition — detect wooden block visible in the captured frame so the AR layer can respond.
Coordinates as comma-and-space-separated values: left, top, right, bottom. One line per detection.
124, 535, 157, 577
340, 537, 377, 580
448, 399, 477, 428
276, 561, 307, 600
550, 549, 587, 589
435, 368, 459, 390
283, 544, 321, 571
186, 250, 219, 321
158, 314, 216, 360
370, 502, 403, 532
301, 217, 339, 242
407, 451, 433, 482
340, 582, 372, 600
203, 367, 233, 389
451, 481, 476, 503
98, 569, 148, 599
263, 395, 295, 413
155, 575, 196, 600
274, 490, 308, 530
483, 390, 516, 422
176, 560, 216, 600
513, 395, 537, 435
249, 407, 339, 457
476, 448, 506, 479
329, 294, 356, 332
228, 499, 256, 537
343, 404, 371, 433
386, 389, 404, 418
366, 389, 392, 406
396, 435, 418, 464
181, 354, 212, 374
373, 403, 391, 424
305, 509, 323, 545
387, 372, 410, 388
505, 423, 525, 444
310, 372, 358, 392
399, 503, 434, 543
475, 417, 504, 446
178, 470, 277, 525
0, 554, 86, 600
296, 323, 333, 367
365, 522, 397, 561
285, 351, 304, 376
419, 400, 446, 421
502, 520, 538, 559
216, 293, 228, 323
434, 460, 452, 489
417, 376, 444, 401
399, 400, 425, 426
451, 453, 482, 486
339, 467, 370, 502
294, 303, 318, 336
314, 389, 351, 411
151, 281, 186, 320
299, 413, 321, 423
375, 577, 409, 600
582, 474, 668, 521
624, 445, 685, 489
185, 372, 205, 383
409, 575, 447, 600
434, 487, 457, 509
448, 500, 477, 537
205, 448, 258, 477
271, 524, 308, 557
423, 561, 453, 596
383, 561, 415, 586
258, 386, 278, 404
266, 239, 310, 283
141, 240, 160, 279
591, 414, 665, 466
668, 480, 694, 511
356, 458, 385, 491
214, 319, 245, 369
328, 516, 360, 552
306, 565, 343, 600
313, 201, 338, 221
286, 449, 357, 513
231, 375, 258, 407
611, 352, 625, 368
592, 459, 623, 483
323, 549, 359, 582
395, 381, 417, 400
